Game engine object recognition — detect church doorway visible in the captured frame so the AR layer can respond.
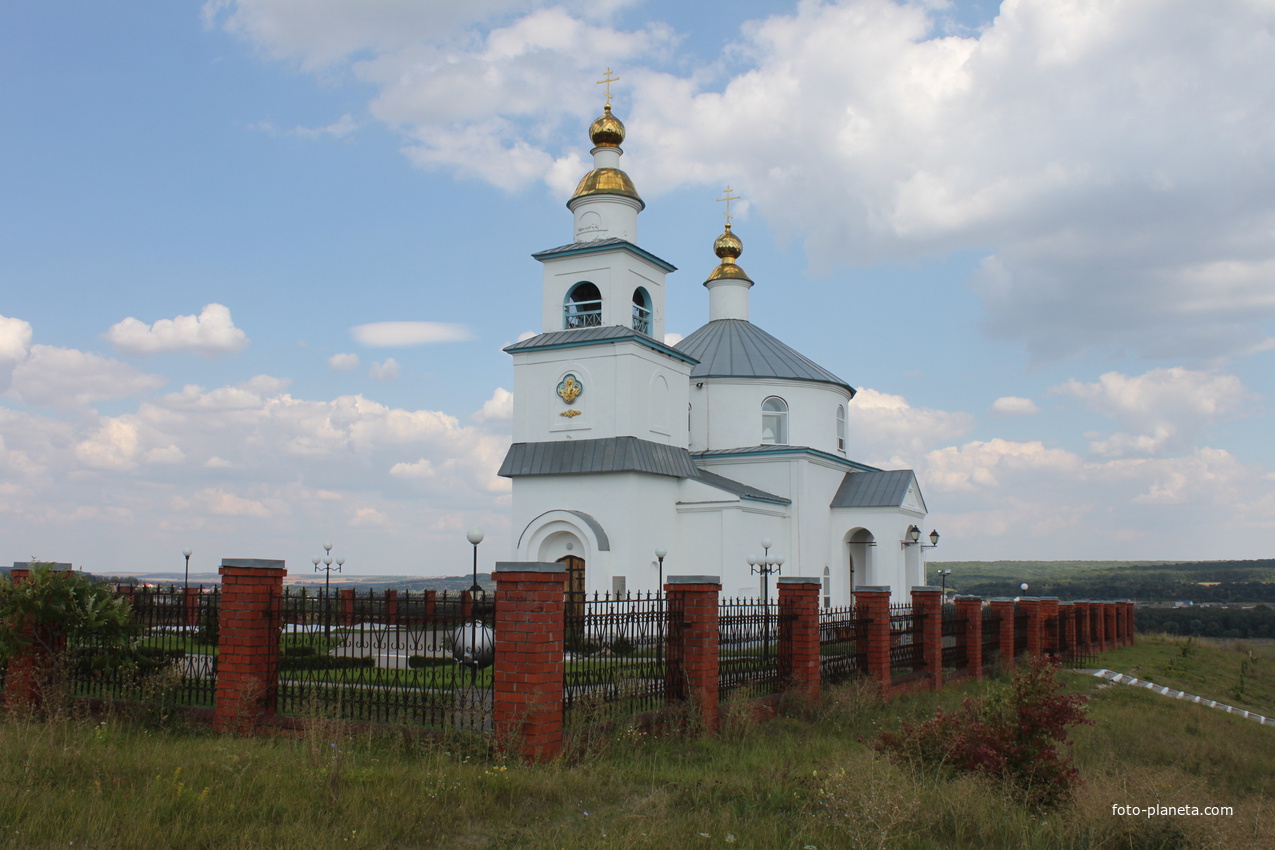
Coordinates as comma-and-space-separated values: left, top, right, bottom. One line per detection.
558, 555, 586, 644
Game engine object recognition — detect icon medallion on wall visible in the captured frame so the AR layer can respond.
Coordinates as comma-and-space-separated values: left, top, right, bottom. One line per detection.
557, 374, 583, 416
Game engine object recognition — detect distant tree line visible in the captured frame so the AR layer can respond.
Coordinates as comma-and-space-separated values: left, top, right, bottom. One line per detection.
1136, 605, 1275, 639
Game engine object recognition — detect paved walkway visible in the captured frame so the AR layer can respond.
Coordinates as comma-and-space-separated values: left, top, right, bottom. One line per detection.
1078, 668, 1272, 727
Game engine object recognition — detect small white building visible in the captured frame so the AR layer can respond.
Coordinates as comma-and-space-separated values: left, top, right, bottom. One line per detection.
499, 102, 933, 604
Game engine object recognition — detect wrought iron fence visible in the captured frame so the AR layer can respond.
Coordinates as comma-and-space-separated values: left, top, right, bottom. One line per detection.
70, 585, 220, 708
562, 592, 665, 726
940, 604, 966, 669
718, 597, 781, 700
889, 603, 923, 680
982, 606, 1002, 671
818, 605, 863, 685
273, 588, 492, 731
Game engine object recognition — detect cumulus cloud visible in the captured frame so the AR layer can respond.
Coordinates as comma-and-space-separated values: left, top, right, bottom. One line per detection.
106, 303, 249, 357
9, 345, 165, 411
351, 321, 473, 346
369, 358, 400, 380
329, 352, 360, 370
471, 387, 513, 423
1055, 367, 1248, 457
991, 396, 1039, 416
0, 314, 33, 392
848, 387, 973, 464
211, 0, 1275, 361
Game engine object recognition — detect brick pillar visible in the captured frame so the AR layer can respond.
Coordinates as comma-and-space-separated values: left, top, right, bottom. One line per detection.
1019, 598, 1043, 660
989, 598, 1016, 669
912, 586, 943, 690
493, 562, 566, 762
3, 564, 73, 710
424, 590, 437, 623
1073, 601, 1090, 653
1092, 601, 1107, 651
665, 575, 722, 731
1059, 602, 1077, 661
777, 578, 821, 702
954, 596, 983, 680
1125, 601, 1136, 645
462, 590, 473, 621
384, 589, 398, 626
184, 588, 200, 627
1040, 597, 1060, 658
1104, 602, 1118, 651
339, 589, 355, 627
214, 559, 285, 734
854, 587, 893, 697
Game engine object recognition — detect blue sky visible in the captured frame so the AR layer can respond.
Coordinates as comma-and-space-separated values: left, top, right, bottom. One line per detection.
2, 0, 1273, 577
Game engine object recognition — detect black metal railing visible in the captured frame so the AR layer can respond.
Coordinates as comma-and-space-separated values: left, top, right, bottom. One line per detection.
819, 605, 863, 685
940, 604, 966, 669
562, 592, 665, 726
982, 606, 1002, 671
70, 585, 220, 708
889, 603, 923, 680
273, 588, 492, 731
718, 597, 781, 700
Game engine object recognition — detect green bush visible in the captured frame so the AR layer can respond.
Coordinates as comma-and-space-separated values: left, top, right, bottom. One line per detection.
279, 654, 374, 672
0, 563, 137, 663
407, 655, 452, 669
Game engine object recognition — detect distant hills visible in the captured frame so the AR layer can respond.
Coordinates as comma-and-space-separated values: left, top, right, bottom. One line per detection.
930, 559, 1275, 603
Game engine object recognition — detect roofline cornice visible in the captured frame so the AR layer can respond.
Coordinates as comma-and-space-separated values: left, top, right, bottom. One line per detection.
532, 239, 676, 273
504, 331, 699, 364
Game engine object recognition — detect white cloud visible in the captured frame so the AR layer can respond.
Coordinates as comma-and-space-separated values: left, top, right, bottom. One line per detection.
350, 506, 390, 527
9, 345, 165, 411
663, 332, 683, 346
990, 396, 1039, 416
328, 352, 360, 370
351, 321, 473, 346
0, 314, 33, 392
1055, 367, 1248, 457
471, 387, 513, 423
213, 0, 1275, 361
922, 438, 1082, 493
369, 358, 400, 380
848, 387, 973, 464
106, 303, 249, 358
253, 113, 358, 139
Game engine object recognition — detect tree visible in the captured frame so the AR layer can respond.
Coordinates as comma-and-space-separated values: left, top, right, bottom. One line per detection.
0, 562, 136, 665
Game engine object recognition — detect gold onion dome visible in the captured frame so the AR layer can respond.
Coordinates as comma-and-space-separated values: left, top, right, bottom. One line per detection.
570, 167, 643, 205
706, 223, 752, 282
589, 104, 625, 147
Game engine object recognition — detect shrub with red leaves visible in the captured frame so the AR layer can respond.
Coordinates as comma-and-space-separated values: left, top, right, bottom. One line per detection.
872, 658, 1092, 807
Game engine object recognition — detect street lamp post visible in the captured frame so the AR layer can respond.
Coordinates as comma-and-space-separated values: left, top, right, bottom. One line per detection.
748, 537, 784, 660
315, 542, 343, 638
182, 547, 192, 591
654, 547, 667, 669
466, 527, 484, 594
654, 547, 667, 594
465, 527, 485, 686
936, 568, 952, 599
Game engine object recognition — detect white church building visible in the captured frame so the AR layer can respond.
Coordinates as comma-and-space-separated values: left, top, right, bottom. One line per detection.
498, 97, 934, 605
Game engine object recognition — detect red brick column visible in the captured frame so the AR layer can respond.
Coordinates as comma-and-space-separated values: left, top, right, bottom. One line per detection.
424, 590, 437, 623
1104, 602, 1118, 651
1124, 601, 1136, 645
854, 587, 893, 697
215, 559, 285, 734
777, 578, 821, 702
384, 589, 398, 626
462, 590, 473, 621
3, 564, 72, 710
911, 586, 943, 690
954, 596, 983, 680
493, 562, 566, 762
1059, 602, 1078, 661
1092, 601, 1107, 651
1073, 601, 1089, 653
339, 589, 355, 627
1019, 598, 1043, 660
991, 598, 1017, 670
184, 588, 200, 627
1040, 597, 1060, 658
665, 576, 722, 731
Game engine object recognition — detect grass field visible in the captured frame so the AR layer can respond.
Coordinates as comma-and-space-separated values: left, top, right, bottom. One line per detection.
1, 637, 1272, 849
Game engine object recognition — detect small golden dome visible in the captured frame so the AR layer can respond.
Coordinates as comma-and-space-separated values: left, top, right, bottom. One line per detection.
589, 105, 625, 147
706, 225, 752, 283
714, 223, 743, 260
570, 167, 643, 205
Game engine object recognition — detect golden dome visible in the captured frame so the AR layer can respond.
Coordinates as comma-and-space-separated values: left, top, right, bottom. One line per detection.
706, 225, 752, 283
589, 104, 625, 147
570, 167, 643, 205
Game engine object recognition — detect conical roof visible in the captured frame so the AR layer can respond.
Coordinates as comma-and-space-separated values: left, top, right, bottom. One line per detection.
674, 318, 854, 394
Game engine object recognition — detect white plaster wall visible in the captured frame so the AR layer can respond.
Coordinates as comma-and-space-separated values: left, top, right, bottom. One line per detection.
511, 341, 691, 445
538, 249, 668, 339
569, 191, 640, 244
688, 378, 852, 454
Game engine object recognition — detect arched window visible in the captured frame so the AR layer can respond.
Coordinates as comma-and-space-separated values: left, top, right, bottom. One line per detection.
564, 282, 602, 329
761, 396, 788, 445
836, 405, 846, 453
631, 287, 652, 334
822, 566, 831, 609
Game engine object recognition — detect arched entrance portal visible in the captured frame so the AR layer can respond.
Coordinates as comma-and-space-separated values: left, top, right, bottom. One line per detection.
844, 528, 876, 603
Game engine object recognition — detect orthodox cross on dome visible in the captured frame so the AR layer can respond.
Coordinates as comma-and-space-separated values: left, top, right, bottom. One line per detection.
596, 68, 620, 107
717, 186, 741, 224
